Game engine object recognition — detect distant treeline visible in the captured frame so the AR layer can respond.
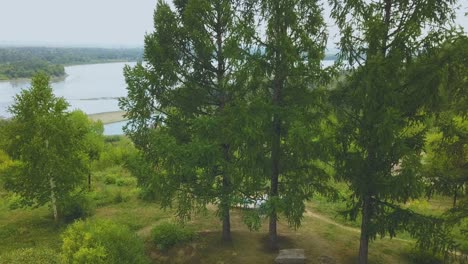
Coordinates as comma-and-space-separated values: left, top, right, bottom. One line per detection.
0, 59, 65, 79
0, 47, 143, 80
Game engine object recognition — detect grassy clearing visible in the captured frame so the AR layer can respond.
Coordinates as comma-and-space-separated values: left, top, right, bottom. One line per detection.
0, 136, 465, 263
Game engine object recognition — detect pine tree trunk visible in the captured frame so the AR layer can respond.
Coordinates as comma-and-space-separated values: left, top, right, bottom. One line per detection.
269, 112, 280, 249
359, 195, 371, 264
49, 177, 58, 222
221, 144, 232, 242
269, 2, 284, 246
221, 172, 232, 242
222, 201, 231, 242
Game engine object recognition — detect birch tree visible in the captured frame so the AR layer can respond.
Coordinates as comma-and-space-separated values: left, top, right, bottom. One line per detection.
3, 73, 90, 221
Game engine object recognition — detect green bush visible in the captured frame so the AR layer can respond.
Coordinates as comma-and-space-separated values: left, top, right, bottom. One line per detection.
0, 248, 60, 264
112, 191, 130, 204
137, 187, 158, 201
60, 191, 94, 222
151, 222, 197, 251
115, 177, 136, 186
104, 176, 116, 185
6, 194, 24, 210
408, 249, 443, 264
104, 135, 122, 143
61, 219, 148, 264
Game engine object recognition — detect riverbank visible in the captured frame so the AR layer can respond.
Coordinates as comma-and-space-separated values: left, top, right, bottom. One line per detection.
88, 111, 127, 124
1, 110, 128, 125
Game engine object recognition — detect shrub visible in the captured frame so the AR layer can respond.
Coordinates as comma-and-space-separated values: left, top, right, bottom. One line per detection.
6, 193, 24, 210
61, 219, 148, 264
104, 176, 116, 185
112, 191, 130, 204
115, 177, 136, 186
0, 248, 60, 264
60, 191, 94, 222
408, 249, 443, 264
137, 187, 157, 201
151, 222, 197, 251
104, 135, 122, 143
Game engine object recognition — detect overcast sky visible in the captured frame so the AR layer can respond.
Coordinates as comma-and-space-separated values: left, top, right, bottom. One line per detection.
0, 0, 467, 48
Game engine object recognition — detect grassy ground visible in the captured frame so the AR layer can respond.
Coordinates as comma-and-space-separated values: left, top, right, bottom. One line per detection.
0, 136, 465, 263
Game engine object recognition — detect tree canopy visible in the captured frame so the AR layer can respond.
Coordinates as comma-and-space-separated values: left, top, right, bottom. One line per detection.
1, 73, 101, 221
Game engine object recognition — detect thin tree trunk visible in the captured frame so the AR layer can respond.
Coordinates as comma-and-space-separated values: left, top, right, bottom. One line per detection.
214, 3, 231, 243
221, 143, 232, 242
88, 171, 91, 191
49, 177, 58, 222
359, 195, 371, 264
222, 197, 232, 242
269, 111, 280, 249
45, 139, 58, 222
268, 0, 285, 249
453, 187, 458, 208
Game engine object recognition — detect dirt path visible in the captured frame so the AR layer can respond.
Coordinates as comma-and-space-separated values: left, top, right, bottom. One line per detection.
304, 209, 412, 243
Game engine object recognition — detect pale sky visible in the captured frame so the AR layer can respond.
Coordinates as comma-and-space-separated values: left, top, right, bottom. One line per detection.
0, 0, 466, 48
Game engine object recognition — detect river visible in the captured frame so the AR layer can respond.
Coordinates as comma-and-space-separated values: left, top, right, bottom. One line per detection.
0, 62, 135, 135
0, 60, 335, 135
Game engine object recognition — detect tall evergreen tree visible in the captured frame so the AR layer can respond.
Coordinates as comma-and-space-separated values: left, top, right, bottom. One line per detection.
329, 0, 458, 262
422, 36, 468, 252
120, 0, 255, 242
248, 0, 331, 248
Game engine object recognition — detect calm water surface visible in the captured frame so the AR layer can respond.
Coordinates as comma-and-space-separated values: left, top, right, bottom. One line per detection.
0, 60, 334, 135
0, 62, 136, 118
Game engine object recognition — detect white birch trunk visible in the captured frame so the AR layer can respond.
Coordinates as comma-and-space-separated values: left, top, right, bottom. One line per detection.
46, 139, 58, 221
49, 177, 58, 221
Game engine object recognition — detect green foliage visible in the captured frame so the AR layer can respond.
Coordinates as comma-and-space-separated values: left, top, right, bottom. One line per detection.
407, 249, 443, 264
60, 191, 94, 223
112, 191, 131, 204
0, 47, 142, 65
0, 248, 60, 264
329, 0, 459, 261
2, 74, 95, 220
151, 222, 197, 251
61, 219, 147, 264
104, 176, 116, 185
0, 47, 143, 80
93, 136, 135, 170
244, 0, 334, 246
5, 193, 25, 210
120, 0, 261, 242
0, 59, 64, 80
115, 177, 135, 186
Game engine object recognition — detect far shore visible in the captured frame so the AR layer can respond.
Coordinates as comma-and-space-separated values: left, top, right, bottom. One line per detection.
0, 60, 136, 82
1, 110, 128, 125
88, 111, 127, 124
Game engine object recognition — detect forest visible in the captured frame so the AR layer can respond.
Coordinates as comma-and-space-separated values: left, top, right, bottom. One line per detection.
0, 47, 143, 79
0, 0, 467, 264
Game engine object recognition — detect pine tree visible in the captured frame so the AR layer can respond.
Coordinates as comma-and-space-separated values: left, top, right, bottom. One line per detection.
248, 0, 332, 248
329, 0, 459, 262
120, 0, 255, 242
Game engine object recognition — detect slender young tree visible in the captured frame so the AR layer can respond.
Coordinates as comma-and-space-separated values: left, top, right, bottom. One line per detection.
248, 0, 332, 248
2, 73, 90, 221
329, 0, 459, 262
120, 0, 255, 242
